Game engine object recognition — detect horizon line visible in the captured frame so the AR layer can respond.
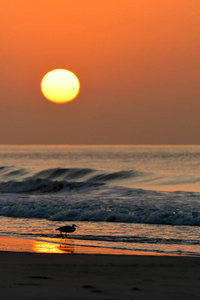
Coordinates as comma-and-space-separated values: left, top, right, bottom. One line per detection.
0, 144, 200, 147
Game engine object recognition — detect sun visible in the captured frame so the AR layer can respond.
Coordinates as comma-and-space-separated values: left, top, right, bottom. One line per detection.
41, 69, 80, 104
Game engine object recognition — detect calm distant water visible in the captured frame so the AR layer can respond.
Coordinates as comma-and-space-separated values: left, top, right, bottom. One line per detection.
0, 145, 199, 255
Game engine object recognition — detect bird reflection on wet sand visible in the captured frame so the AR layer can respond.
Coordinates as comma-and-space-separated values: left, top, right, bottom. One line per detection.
59, 244, 74, 254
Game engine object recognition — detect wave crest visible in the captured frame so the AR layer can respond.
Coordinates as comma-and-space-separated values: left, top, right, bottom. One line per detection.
34, 167, 94, 181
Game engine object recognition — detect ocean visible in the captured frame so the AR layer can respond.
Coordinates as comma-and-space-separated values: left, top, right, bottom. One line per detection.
0, 145, 199, 255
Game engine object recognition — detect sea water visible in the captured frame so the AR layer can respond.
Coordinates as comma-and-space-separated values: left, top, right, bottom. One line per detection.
0, 145, 199, 255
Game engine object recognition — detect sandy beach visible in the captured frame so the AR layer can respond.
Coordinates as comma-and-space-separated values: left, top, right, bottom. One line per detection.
0, 237, 199, 300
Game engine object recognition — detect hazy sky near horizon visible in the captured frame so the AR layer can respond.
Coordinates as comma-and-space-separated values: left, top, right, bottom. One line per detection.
1, 0, 200, 145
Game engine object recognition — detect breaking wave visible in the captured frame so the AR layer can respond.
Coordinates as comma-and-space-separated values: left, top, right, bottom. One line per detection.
0, 165, 199, 226
0, 178, 103, 193
0, 166, 140, 185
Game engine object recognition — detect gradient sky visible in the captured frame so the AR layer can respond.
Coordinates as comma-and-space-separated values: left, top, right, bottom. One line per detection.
1, 0, 200, 145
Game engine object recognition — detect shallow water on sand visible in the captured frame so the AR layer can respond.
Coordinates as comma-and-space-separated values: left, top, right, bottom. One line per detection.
0, 217, 199, 256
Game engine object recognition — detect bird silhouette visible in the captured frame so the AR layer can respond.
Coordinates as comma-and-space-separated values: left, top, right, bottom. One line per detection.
56, 224, 78, 238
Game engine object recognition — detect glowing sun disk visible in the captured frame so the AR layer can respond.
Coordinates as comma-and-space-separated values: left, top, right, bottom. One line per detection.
41, 69, 80, 104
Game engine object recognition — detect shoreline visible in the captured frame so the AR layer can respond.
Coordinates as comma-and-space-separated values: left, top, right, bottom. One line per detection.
0, 235, 197, 257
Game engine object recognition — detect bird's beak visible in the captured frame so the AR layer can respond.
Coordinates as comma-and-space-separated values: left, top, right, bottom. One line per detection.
75, 225, 79, 227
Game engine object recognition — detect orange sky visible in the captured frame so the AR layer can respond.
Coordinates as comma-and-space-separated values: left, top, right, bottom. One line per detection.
1, 0, 200, 144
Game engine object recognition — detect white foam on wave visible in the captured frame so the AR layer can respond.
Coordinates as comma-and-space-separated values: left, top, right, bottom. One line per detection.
0, 183, 199, 226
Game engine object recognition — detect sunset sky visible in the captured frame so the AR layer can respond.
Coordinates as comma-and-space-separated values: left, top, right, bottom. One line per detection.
1, 0, 200, 145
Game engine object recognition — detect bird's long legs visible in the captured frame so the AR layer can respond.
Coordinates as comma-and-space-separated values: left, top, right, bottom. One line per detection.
60, 232, 68, 239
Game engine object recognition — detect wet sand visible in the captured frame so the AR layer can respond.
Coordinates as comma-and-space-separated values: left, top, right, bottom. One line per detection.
0, 237, 199, 300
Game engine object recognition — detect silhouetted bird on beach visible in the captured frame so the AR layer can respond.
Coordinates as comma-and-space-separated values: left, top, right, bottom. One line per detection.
56, 224, 78, 237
